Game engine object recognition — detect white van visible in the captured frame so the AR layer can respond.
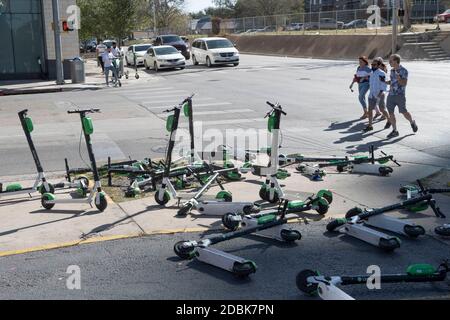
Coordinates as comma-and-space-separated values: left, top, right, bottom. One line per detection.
191, 37, 239, 67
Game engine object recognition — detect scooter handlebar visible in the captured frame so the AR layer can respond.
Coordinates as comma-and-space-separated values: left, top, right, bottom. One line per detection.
18, 109, 29, 117
266, 101, 287, 115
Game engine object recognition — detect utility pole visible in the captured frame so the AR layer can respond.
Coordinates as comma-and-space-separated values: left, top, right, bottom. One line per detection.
153, 0, 157, 36
52, 0, 64, 85
392, 0, 398, 54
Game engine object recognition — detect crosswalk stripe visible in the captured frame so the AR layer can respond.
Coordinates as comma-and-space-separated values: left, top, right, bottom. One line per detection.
121, 90, 188, 97
142, 102, 231, 109
157, 108, 254, 117
113, 87, 175, 93
179, 118, 266, 127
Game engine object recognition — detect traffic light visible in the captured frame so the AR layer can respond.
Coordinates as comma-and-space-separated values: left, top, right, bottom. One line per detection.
62, 20, 74, 32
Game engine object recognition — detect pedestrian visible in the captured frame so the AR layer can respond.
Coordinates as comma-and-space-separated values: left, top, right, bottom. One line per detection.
363, 58, 391, 132
96, 40, 107, 74
102, 46, 116, 87
111, 41, 121, 57
385, 54, 418, 139
350, 56, 371, 120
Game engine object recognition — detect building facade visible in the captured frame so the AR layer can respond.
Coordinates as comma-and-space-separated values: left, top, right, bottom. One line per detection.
0, 0, 79, 80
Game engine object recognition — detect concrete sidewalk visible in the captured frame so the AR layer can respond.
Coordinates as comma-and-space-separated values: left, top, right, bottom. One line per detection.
0, 163, 448, 257
0, 59, 151, 96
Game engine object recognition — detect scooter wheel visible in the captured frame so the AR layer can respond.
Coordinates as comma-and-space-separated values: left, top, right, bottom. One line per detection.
296, 269, 320, 295
315, 198, 329, 215
242, 205, 255, 215
317, 189, 333, 205
232, 261, 257, 277
95, 195, 108, 212
174, 241, 195, 260
222, 213, 240, 231
280, 229, 302, 242
326, 218, 347, 232
39, 183, 55, 195
345, 207, 363, 219
435, 225, 450, 237
337, 165, 345, 173
404, 225, 426, 238
259, 187, 268, 201
155, 191, 170, 205
177, 203, 193, 217
216, 191, 233, 202
41, 194, 55, 210
76, 176, 90, 188
135, 74, 140, 79
379, 237, 401, 252
379, 166, 393, 176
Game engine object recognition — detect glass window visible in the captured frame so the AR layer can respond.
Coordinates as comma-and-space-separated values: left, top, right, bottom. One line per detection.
10, 0, 40, 13
11, 13, 45, 73
0, 13, 15, 74
154, 47, 178, 55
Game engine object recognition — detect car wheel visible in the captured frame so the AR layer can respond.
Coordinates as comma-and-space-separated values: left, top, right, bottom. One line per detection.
206, 56, 213, 68
233, 63, 239, 67
192, 55, 199, 66
154, 62, 158, 73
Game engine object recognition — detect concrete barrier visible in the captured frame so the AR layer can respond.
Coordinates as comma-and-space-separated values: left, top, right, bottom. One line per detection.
227, 34, 393, 60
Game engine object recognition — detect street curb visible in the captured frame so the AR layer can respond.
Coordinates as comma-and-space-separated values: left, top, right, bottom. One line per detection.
0, 86, 102, 96
0, 227, 210, 258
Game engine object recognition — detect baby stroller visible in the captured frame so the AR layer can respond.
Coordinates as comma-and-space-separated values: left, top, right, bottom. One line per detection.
110, 55, 123, 87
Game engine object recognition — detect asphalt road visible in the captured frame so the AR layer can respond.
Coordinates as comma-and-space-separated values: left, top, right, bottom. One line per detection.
0, 221, 449, 300
0, 54, 449, 179
0, 54, 449, 300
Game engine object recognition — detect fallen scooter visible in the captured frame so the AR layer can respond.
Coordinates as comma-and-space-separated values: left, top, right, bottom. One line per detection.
296, 261, 450, 300
174, 201, 301, 277
222, 189, 333, 231
41, 109, 108, 212
318, 146, 400, 176
326, 193, 445, 251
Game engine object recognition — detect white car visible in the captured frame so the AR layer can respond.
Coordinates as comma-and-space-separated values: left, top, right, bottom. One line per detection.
143, 45, 186, 71
125, 44, 153, 66
191, 37, 239, 68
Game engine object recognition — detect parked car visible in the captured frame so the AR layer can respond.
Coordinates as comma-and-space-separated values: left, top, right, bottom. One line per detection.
153, 35, 190, 60
343, 19, 369, 29
244, 29, 258, 34
256, 26, 276, 33
143, 45, 186, 72
191, 37, 239, 68
434, 9, 450, 23
305, 18, 344, 30
286, 23, 303, 31
125, 44, 153, 66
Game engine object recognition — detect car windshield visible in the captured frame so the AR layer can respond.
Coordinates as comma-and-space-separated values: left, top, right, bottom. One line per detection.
154, 47, 178, 55
446, 9, 450, 13
206, 39, 234, 49
162, 36, 182, 43
135, 45, 151, 52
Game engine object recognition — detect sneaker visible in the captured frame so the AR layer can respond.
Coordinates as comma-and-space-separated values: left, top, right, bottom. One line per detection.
374, 113, 381, 120
384, 122, 391, 129
411, 121, 418, 133
387, 130, 399, 139
363, 125, 373, 132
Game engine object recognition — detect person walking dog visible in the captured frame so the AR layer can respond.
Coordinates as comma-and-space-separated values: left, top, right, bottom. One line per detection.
385, 54, 418, 139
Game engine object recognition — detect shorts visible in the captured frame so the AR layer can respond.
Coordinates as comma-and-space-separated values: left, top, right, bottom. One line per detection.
368, 93, 386, 110
387, 95, 407, 113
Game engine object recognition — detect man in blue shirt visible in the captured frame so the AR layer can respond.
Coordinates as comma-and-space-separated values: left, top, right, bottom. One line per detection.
385, 54, 418, 139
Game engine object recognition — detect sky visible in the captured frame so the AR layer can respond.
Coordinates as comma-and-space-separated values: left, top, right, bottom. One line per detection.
185, 0, 215, 13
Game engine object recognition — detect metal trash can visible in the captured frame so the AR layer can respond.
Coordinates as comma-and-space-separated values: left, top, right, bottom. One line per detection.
70, 57, 85, 84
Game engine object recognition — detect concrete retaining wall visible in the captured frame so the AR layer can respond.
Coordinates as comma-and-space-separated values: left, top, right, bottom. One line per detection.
227, 34, 393, 60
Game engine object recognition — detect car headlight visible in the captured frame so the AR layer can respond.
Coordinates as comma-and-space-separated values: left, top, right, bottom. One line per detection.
213, 52, 221, 57
234, 52, 239, 56
157, 59, 165, 62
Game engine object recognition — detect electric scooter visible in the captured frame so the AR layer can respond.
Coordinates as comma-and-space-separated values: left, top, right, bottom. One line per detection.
174, 201, 301, 277
296, 261, 450, 300
258, 101, 288, 203
176, 164, 254, 217
0, 110, 55, 200
221, 190, 333, 231
326, 193, 445, 251
41, 109, 108, 212
318, 146, 400, 176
